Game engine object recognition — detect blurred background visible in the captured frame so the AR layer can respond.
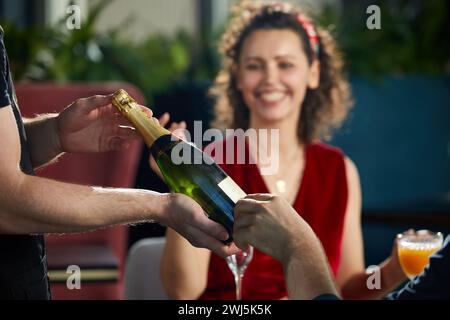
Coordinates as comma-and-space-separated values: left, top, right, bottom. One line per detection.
1, 0, 449, 298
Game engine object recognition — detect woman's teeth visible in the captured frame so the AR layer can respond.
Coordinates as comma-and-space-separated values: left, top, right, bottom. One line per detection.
259, 92, 285, 102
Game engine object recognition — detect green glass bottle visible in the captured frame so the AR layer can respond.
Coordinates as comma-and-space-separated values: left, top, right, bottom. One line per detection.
112, 89, 246, 243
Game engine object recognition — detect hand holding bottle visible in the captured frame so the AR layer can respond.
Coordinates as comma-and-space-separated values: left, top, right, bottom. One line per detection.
234, 194, 340, 299
55, 94, 152, 154
161, 193, 239, 257
234, 194, 310, 263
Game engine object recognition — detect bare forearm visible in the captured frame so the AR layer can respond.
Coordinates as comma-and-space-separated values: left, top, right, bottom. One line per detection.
285, 257, 339, 300
0, 173, 167, 234
161, 229, 209, 299
283, 235, 340, 300
24, 114, 63, 169
340, 258, 407, 300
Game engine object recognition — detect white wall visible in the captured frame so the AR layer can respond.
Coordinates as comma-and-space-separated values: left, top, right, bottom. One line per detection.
89, 0, 198, 42
45, 0, 88, 27
211, 0, 339, 31
46, 0, 340, 42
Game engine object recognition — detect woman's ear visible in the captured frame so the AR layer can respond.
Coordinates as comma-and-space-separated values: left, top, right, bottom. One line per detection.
307, 59, 320, 89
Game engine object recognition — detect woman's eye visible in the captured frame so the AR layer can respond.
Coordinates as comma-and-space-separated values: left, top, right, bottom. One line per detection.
246, 64, 262, 71
279, 62, 294, 69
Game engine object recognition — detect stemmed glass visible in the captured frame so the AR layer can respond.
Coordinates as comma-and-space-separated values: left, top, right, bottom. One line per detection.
226, 246, 254, 300
397, 230, 443, 279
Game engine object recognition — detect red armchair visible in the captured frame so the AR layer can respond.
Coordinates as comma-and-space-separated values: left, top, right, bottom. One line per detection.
16, 82, 145, 299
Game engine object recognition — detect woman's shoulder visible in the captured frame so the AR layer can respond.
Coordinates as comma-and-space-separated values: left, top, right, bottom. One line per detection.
307, 142, 346, 162
307, 143, 360, 188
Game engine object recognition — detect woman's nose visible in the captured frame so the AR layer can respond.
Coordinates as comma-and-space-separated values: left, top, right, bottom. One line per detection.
263, 64, 279, 84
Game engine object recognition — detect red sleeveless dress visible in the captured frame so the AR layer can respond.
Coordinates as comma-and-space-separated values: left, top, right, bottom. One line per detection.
200, 140, 348, 300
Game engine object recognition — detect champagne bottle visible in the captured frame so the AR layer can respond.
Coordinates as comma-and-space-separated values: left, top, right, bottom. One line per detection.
112, 89, 246, 243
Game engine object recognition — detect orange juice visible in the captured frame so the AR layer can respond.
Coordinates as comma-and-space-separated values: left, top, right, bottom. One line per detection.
398, 246, 440, 278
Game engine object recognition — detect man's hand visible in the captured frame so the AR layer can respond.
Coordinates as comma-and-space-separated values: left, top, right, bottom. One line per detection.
233, 194, 308, 264
56, 94, 152, 154
234, 194, 340, 299
160, 193, 239, 258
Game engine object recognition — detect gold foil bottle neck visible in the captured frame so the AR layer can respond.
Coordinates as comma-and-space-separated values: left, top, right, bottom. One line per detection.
112, 89, 136, 114
111, 89, 171, 147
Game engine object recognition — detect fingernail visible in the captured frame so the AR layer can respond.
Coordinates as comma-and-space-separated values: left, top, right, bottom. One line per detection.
220, 231, 229, 241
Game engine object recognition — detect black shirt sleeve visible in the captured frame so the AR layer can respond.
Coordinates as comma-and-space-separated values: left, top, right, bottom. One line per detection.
0, 26, 12, 108
386, 235, 450, 300
313, 293, 342, 300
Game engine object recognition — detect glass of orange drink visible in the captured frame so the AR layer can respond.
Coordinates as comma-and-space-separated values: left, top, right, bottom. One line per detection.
397, 230, 443, 279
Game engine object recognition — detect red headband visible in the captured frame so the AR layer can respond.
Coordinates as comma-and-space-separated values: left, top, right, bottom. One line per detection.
266, 3, 320, 57
296, 14, 320, 57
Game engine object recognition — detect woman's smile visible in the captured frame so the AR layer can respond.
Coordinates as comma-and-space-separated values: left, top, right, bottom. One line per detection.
256, 89, 288, 106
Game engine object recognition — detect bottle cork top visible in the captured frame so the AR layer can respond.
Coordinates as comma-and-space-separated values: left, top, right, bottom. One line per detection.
111, 88, 171, 146
112, 89, 136, 114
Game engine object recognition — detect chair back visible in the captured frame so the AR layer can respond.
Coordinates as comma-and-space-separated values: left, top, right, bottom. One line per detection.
124, 237, 168, 300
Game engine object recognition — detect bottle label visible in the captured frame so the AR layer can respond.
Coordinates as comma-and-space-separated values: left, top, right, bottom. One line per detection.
218, 177, 247, 204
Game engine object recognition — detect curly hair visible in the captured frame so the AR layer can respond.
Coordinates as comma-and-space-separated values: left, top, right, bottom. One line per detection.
210, 1, 353, 143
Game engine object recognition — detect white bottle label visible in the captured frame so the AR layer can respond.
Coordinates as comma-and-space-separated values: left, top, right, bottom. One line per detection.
218, 177, 247, 204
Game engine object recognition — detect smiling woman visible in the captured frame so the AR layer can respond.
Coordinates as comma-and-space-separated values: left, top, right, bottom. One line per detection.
236, 28, 320, 129
211, 2, 353, 144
